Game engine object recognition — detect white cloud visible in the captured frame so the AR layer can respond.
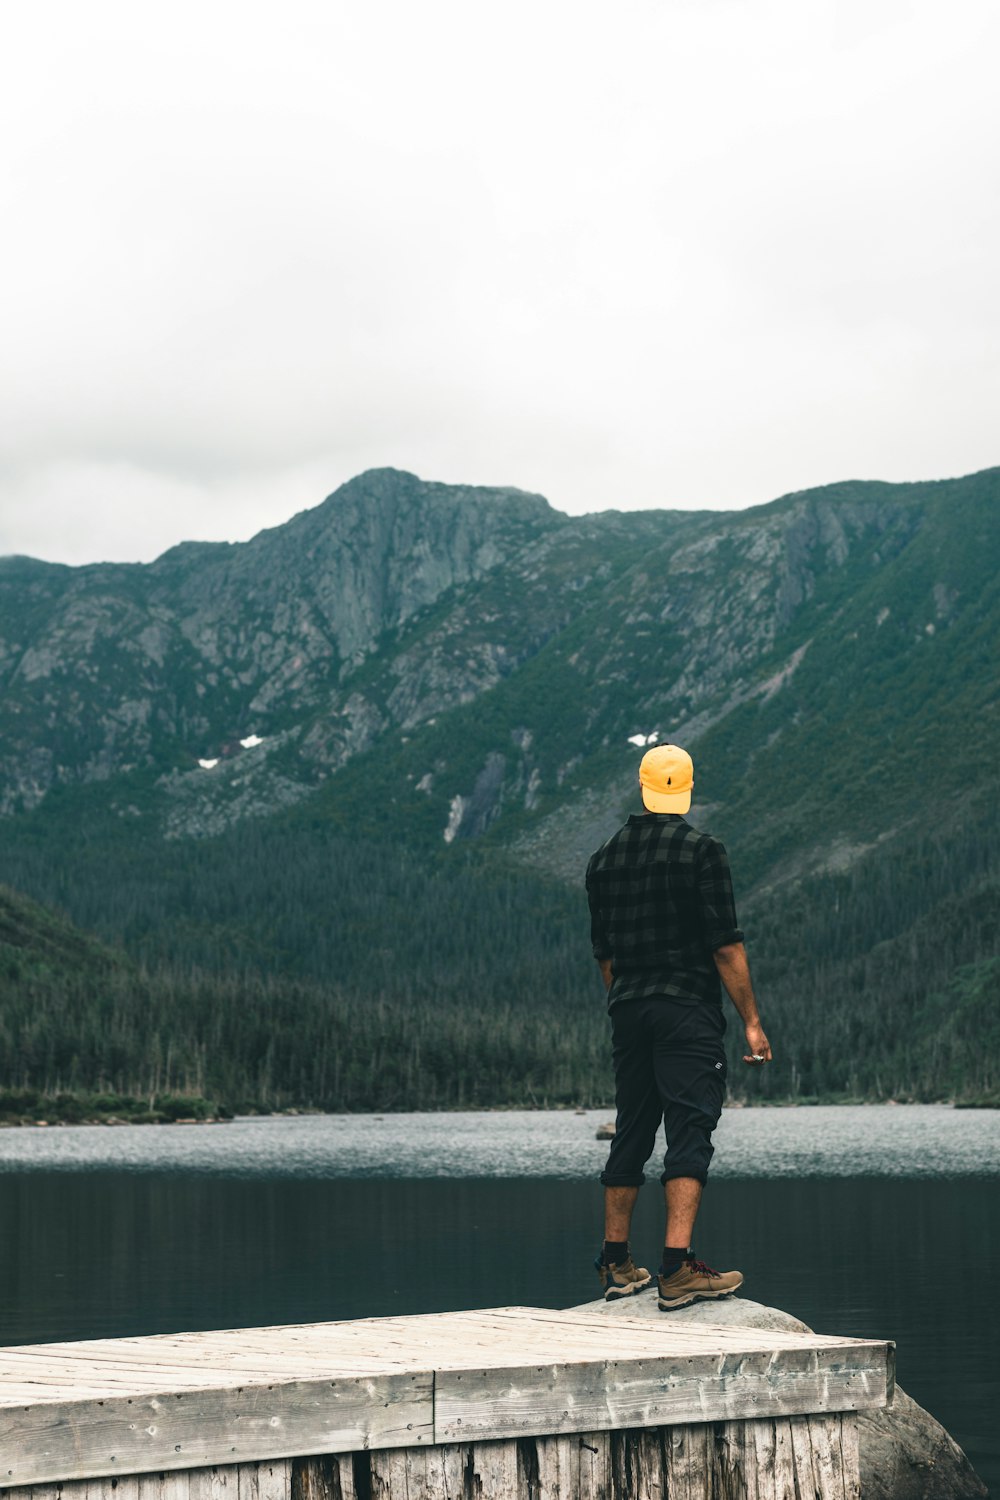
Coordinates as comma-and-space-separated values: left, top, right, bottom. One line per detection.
1, 0, 997, 564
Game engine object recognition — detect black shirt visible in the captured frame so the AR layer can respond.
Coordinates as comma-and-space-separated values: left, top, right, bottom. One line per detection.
585, 813, 744, 1009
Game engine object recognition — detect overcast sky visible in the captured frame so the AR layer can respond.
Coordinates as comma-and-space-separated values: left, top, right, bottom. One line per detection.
2, 0, 997, 565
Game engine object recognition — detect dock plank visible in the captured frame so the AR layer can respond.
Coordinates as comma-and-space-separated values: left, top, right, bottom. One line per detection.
0, 1373, 432, 1487
25, 1461, 294, 1500
433, 1341, 890, 1442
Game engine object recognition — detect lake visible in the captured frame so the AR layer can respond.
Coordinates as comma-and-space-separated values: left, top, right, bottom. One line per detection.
0, 1106, 996, 1491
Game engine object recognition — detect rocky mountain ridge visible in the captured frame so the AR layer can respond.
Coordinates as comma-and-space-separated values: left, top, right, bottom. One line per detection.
1, 464, 997, 899
0, 470, 560, 816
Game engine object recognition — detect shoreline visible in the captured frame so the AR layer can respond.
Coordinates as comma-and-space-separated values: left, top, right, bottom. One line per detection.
1, 1097, 996, 1128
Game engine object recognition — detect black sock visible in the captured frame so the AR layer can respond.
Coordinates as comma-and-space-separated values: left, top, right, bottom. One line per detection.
603, 1239, 629, 1266
660, 1245, 690, 1276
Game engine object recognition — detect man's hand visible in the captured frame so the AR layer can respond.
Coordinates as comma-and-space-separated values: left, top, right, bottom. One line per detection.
743, 1022, 772, 1065
713, 943, 773, 1065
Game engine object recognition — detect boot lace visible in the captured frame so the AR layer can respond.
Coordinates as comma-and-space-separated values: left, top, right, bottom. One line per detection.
688, 1257, 720, 1277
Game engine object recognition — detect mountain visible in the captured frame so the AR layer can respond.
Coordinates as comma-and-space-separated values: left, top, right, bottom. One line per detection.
0, 464, 997, 1106
2, 466, 995, 858
0, 469, 558, 821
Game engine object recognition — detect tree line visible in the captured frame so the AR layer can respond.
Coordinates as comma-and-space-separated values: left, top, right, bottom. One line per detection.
0, 792, 996, 1110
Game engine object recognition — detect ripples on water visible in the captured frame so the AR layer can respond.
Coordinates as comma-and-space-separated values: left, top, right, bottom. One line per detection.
0, 1104, 996, 1178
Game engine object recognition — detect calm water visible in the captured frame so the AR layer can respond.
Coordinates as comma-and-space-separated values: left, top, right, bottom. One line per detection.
0, 1103, 996, 1178
0, 1107, 996, 1492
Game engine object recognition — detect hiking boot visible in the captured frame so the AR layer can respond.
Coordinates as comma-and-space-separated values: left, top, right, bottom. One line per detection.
657, 1254, 743, 1311
594, 1247, 652, 1300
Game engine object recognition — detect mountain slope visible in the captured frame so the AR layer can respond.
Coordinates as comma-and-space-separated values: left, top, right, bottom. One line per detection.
254, 468, 996, 891
0, 464, 997, 1105
4, 465, 994, 866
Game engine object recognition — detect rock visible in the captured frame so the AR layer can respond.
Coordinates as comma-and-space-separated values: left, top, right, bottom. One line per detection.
595, 1122, 616, 1140
859, 1388, 989, 1500
567, 1290, 812, 1335
444, 751, 508, 842
564, 1294, 989, 1500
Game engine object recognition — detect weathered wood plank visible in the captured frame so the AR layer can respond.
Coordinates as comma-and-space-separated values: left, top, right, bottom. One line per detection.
790, 1414, 822, 1495
289, 1422, 852, 1500
0, 1311, 889, 1396
577, 1431, 614, 1500
747, 1415, 780, 1500
433, 1343, 889, 1444
808, 1413, 844, 1498
660, 1416, 862, 1500
839, 1412, 861, 1500
112, 1474, 144, 1500
0, 1352, 399, 1386
487, 1307, 873, 1349
237, 1460, 291, 1500
0, 1384, 137, 1403
187, 1465, 227, 1500
367, 1449, 409, 1499
729, 1414, 848, 1500
529, 1430, 614, 1499
367, 1438, 524, 1500
425, 1443, 468, 1500
663, 1421, 712, 1499
718, 1419, 788, 1500
152, 1473, 192, 1500
531, 1432, 575, 1500
0, 1417, 864, 1500
7, 1462, 291, 1500
468, 1439, 520, 1498
291, 1454, 357, 1500
0, 1376, 432, 1488
368, 1441, 478, 1500
0, 1345, 400, 1371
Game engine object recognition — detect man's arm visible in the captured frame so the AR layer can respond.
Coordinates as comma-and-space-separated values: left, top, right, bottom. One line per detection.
713, 941, 773, 1064
586, 858, 615, 994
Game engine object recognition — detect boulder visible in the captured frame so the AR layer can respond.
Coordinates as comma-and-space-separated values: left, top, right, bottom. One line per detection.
564, 1294, 989, 1500
569, 1290, 813, 1334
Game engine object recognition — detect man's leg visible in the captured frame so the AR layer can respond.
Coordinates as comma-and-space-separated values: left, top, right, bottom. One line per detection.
652, 1001, 743, 1309
604, 1184, 640, 1243
597, 1002, 661, 1298
600, 1000, 662, 1204
664, 1175, 702, 1250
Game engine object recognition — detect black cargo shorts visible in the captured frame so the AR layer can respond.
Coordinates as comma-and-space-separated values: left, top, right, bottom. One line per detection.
600, 997, 727, 1188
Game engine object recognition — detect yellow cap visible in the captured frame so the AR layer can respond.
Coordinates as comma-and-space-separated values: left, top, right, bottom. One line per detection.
639, 743, 693, 814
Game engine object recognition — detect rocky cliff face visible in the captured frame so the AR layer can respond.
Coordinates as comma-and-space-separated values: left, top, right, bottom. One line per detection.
0, 469, 559, 817
0, 466, 996, 878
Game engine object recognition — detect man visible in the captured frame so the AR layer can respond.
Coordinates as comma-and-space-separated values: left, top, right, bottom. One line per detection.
585, 742, 772, 1312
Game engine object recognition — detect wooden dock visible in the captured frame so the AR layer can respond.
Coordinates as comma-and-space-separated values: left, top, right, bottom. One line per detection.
0, 1304, 894, 1498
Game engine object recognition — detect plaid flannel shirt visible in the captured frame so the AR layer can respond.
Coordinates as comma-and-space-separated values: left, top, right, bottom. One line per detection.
585, 813, 744, 1009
